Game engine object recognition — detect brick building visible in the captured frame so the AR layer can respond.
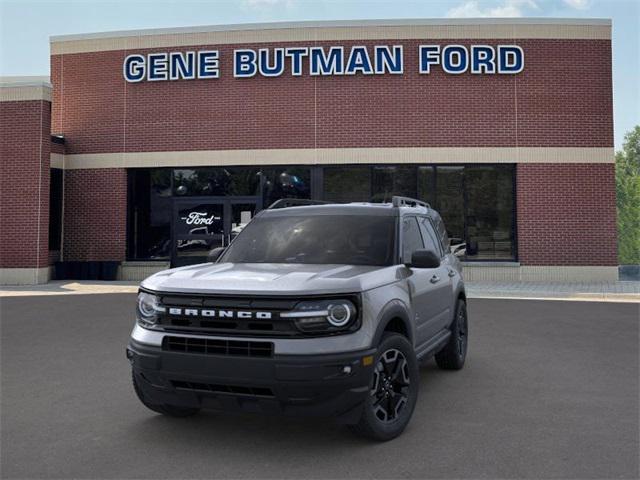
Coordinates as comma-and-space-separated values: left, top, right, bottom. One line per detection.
0, 18, 617, 284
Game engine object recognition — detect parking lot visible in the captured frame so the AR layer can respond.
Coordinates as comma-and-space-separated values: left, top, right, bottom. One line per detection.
1, 294, 638, 479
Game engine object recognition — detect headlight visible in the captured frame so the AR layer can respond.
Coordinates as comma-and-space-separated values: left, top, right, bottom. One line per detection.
136, 291, 165, 328
281, 299, 358, 334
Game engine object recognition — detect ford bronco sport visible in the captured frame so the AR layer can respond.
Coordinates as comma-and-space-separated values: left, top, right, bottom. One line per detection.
127, 196, 468, 441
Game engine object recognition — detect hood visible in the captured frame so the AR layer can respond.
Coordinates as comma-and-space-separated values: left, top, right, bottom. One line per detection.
141, 262, 403, 295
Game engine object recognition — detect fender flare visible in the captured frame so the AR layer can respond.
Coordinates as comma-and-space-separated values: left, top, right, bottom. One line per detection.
371, 300, 414, 347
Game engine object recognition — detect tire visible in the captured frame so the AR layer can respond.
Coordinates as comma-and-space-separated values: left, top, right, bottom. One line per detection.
435, 299, 468, 370
349, 333, 419, 441
132, 371, 200, 418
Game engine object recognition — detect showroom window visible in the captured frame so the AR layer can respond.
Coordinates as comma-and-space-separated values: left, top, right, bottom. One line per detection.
371, 166, 417, 202
463, 165, 515, 260
128, 164, 515, 262
127, 169, 172, 260
321, 164, 516, 261
323, 166, 371, 203
261, 167, 311, 207
127, 166, 311, 261
173, 167, 261, 197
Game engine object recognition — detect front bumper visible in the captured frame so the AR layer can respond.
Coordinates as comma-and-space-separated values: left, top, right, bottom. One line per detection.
128, 339, 376, 423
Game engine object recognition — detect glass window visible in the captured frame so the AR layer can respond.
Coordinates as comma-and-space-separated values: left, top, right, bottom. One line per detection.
323, 166, 371, 203
402, 217, 424, 263
48, 168, 63, 251
262, 167, 310, 207
435, 166, 465, 249
417, 166, 435, 206
221, 214, 396, 266
434, 216, 450, 256
127, 169, 172, 260
173, 167, 260, 197
418, 217, 442, 257
372, 166, 416, 203
464, 165, 515, 260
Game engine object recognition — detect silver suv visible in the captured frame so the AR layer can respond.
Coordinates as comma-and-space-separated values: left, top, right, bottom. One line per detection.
127, 196, 468, 441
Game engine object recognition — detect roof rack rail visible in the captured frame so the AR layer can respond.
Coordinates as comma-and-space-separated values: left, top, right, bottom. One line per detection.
267, 198, 333, 209
391, 196, 430, 209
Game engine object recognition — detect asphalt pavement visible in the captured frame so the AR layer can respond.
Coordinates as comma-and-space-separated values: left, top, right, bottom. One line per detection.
1, 294, 638, 479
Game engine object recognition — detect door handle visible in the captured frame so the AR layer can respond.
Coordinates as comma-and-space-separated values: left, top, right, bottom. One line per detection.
430, 275, 440, 284
448, 269, 457, 277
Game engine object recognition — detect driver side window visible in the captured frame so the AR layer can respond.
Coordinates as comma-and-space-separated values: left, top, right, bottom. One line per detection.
402, 217, 424, 264
419, 217, 443, 258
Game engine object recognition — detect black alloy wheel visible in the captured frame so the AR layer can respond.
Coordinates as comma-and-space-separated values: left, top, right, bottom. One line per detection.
371, 348, 411, 423
349, 333, 419, 441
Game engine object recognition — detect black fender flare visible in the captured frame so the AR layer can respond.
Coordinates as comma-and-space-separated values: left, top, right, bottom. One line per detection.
371, 299, 414, 347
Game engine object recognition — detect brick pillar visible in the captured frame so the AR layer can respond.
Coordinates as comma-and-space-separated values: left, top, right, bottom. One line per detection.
516, 163, 618, 280
0, 79, 52, 285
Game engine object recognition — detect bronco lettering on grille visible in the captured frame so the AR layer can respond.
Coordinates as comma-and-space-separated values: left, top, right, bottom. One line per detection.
167, 308, 272, 319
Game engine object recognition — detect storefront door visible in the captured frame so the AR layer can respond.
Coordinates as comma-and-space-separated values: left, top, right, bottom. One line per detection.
172, 197, 260, 267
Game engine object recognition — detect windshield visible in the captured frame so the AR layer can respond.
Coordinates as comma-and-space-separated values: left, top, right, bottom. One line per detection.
220, 214, 396, 266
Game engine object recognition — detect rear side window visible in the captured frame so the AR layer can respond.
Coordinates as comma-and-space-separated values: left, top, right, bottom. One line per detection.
435, 217, 450, 251
419, 217, 443, 257
402, 217, 424, 263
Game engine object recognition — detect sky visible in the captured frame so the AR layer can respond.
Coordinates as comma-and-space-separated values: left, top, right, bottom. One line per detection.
0, 0, 638, 149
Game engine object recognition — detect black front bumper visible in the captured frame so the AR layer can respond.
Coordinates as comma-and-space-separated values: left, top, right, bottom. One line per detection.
127, 339, 376, 423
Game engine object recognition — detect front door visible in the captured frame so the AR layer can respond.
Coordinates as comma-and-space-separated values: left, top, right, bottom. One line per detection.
172, 197, 259, 267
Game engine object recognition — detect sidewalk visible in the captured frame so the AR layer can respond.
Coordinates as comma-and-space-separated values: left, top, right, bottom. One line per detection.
466, 280, 640, 303
1, 279, 639, 303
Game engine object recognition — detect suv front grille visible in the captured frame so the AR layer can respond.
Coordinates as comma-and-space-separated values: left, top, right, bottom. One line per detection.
163, 336, 273, 357
171, 380, 274, 397
157, 294, 300, 337
153, 293, 361, 338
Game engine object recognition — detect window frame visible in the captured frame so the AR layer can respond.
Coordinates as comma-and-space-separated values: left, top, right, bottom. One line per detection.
400, 215, 426, 265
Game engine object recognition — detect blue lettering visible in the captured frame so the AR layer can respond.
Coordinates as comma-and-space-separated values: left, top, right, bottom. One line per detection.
197, 51, 219, 79
442, 45, 468, 74
147, 53, 168, 81
498, 45, 524, 74
345, 46, 373, 75
258, 48, 285, 77
419, 45, 440, 74
309, 47, 344, 75
123, 54, 145, 82
234, 49, 257, 77
374, 45, 403, 74
470, 46, 496, 74
285, 47, 308, 76
169, 52, 196, 80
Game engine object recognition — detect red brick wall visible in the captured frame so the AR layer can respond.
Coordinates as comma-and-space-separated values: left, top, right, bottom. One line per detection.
51, 140, 65, 154
516, 163, 617, 266
51, 39, 613, 154
62, 169, 127, 261
48, 35, 615, 268
0, 100, 50, 269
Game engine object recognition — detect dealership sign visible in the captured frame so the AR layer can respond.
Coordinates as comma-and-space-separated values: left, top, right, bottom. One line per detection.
123, 44, 524, 82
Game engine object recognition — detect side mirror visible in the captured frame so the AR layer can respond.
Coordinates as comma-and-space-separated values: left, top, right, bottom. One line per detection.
207, 247, 225, 263
407, 249, 440, 269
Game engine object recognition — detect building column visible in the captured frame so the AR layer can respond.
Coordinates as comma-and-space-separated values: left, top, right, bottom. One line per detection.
0, 78, 52, 285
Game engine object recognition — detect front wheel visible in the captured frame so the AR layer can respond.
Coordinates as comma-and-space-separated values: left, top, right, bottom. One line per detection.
349, 333, 419, 441
435, 299, 468, 370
